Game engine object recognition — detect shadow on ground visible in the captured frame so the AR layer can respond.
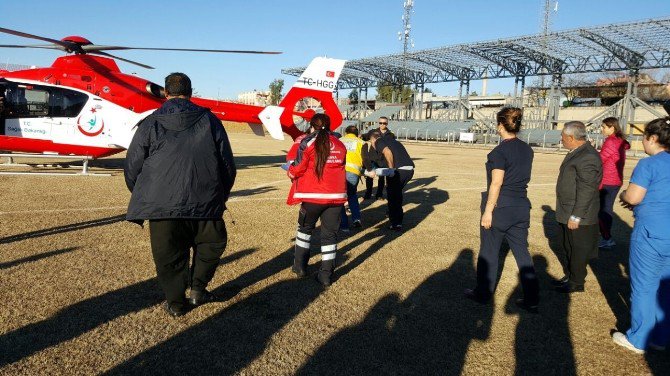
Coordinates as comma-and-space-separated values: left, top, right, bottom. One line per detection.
542, 205, 670, 374
0, 249, 256, 367
0, 215, 126, 245
297, 248, 490, 375
104, 178, 447, 375
0, 247, 78, 270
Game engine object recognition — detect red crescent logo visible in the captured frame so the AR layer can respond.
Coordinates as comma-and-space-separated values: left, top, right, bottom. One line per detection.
77, 116, 105, 137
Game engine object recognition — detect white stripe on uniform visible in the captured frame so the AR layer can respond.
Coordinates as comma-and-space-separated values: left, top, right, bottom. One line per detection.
294, 193, 347, 199
322, 252, 337, 261
296, 239, 310, 249
321, 244, 337, 252
296, 231, 311, 241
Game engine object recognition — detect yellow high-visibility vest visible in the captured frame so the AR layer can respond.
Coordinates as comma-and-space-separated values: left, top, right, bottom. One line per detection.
340, 133, 364, 175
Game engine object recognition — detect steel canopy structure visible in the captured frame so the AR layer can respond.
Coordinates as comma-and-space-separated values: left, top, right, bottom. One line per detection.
283, 17, 670, 88
283, 17, 670, 131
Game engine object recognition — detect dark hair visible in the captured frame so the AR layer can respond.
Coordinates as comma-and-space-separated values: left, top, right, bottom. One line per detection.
345, 125, 359, 136
367, 130, 381, 140
310, 113, 331, 179
644, 117, 670, 150
379, 116, 389, 122
602, 117, 626, 139
165, 72, 192, 97
496, 107, 523, 133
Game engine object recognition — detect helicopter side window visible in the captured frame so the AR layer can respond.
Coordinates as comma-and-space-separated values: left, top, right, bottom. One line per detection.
48, 87, 88, 118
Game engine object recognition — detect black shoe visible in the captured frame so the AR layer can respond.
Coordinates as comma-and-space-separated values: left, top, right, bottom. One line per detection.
550, 276, 569, 287
464, 288, 490, 304
387, 224, 403, 232
188, 289, 218, 306
163, 302, 188, 318
363, 195, 372, 200
352, 220, 362, 229
515, 298, 539, 314
555, 283, 584, 293
316, 273, 332, 288
291, 265, 308, 279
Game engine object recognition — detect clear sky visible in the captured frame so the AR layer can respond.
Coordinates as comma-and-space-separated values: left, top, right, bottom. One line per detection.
2, 0, 670, 99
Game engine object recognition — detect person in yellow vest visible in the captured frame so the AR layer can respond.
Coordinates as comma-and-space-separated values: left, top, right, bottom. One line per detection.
340, 125, 365, 230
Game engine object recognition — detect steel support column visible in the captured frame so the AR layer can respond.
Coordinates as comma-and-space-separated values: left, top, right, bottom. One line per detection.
464, 80, 471, 120
620, 70, 639, 134
545, 74, 562, 129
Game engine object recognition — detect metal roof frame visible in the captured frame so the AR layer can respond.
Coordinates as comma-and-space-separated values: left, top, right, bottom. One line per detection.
282, 17, 670, 89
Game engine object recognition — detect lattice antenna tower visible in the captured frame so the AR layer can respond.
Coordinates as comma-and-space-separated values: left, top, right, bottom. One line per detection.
397, 0, 415, 96
540, 0, 558, 88
398, 0, 415, 54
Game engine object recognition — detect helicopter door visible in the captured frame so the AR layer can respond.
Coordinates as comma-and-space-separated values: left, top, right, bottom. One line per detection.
45, 87, 88, 144
2, 82, 52, 140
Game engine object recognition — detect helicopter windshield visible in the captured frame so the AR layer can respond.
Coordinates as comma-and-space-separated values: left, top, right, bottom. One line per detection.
0, 81, 88, 118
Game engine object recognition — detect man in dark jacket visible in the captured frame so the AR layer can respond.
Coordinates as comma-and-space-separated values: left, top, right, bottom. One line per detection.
369, 130, 415, 231
362, 117, 395, 200
554, 121, 602, 293
124, 73, 236, 317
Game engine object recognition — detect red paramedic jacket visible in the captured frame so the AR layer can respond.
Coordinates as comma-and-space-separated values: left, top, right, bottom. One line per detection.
287, 134, 347, 205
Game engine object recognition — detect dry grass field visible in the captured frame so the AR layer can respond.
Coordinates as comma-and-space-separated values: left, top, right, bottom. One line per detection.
0, 132, 668, 375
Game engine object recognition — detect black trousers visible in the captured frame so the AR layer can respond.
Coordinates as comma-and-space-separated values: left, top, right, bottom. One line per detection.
365, 176, 385, 198
149, 219, 227, 309
294, 202, 342, 274
475, 205, 539, 304
557, 223, 599, 287
598, 185, 621, 240
386, 170, 414, 226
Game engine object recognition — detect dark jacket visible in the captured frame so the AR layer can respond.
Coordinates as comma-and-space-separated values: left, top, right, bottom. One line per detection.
362, 140, 388, 170
555, 142, 602, 225
124, 98, 236, 222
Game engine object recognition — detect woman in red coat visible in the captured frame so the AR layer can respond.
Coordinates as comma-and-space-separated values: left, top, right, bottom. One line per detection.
287, 113, 347, 287
598, 117, 630, 248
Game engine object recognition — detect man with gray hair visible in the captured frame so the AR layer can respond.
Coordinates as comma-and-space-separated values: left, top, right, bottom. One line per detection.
553, 121, 603, 293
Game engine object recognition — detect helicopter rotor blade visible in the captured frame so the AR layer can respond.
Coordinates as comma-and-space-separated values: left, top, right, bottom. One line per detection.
89, 51, 155, 69
82, 45, 281, 54
0, 44, 63, 50
0, 27, 73, 51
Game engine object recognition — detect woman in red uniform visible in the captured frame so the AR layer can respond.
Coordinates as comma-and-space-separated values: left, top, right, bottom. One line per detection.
598, 117, 630, 248
287, 114, 347, 287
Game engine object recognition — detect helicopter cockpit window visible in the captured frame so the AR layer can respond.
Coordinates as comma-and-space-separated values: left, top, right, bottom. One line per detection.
3, 84, 49, 118
1, 82, 88, 119
146, 82, 166, 99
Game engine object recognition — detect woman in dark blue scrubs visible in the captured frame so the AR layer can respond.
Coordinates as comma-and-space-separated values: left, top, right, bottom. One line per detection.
613, 117, 670, 354
465, 107, 540, 312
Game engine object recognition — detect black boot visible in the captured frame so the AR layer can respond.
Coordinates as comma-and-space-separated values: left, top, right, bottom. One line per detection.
292, 246, 310, 278
317, 259, 335, 287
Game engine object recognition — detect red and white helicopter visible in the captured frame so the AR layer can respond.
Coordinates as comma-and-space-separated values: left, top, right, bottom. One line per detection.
0, 27, 345, 162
